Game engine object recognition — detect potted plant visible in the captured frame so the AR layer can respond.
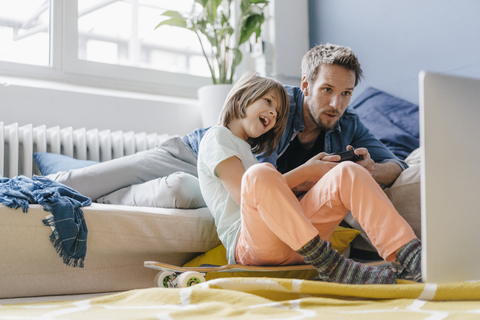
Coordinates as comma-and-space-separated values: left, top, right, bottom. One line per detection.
156, 0, 269, 126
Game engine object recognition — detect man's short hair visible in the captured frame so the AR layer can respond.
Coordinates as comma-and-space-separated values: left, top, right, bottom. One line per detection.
301, 43, 364, 86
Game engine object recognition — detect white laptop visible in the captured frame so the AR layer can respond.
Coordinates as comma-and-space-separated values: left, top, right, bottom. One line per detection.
420, 71, 480, 283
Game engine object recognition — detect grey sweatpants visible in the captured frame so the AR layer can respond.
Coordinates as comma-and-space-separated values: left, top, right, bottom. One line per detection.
49, 137, 206, 209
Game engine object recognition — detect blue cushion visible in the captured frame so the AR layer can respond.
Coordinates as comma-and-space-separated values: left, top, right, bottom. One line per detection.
33, 152, 99, 175
350, 87, 419, 160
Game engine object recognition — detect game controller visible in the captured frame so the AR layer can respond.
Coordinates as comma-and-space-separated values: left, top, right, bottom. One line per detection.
332, 148, 363, 162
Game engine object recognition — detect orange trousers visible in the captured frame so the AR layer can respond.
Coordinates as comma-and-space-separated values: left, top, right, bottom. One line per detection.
235, 162, 416, 266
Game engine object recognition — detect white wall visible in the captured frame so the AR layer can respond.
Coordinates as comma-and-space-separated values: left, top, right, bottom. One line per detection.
270, 0, 309, 86
267, 0, 309, 86
240, 0, 309, 86
0, 76, 202, 136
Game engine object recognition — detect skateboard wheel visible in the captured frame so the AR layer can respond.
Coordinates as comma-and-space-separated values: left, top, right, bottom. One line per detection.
155, 271, 175, 288
176, 271, 206, 288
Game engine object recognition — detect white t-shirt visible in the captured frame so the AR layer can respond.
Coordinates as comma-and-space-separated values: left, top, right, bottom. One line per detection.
197, 126, 259, 264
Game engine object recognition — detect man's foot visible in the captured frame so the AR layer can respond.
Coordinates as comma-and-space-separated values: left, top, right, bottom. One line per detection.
396, 238, 421, 282
297, 235, 396, 284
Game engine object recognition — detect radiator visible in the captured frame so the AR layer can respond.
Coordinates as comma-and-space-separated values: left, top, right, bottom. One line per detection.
0, 122, 170, 178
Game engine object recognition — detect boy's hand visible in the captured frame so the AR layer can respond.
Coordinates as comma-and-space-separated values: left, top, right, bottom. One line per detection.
304, 152, 339, 180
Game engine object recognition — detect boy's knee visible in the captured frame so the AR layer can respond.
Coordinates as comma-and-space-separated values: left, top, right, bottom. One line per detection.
245, 163, 275, 175
243, 163, 276, 181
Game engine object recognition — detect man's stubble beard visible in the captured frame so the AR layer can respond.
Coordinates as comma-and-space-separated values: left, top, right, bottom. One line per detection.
307, 103, 339, 132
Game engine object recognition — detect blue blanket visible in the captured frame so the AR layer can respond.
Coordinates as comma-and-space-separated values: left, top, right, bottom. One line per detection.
0, 175, 91, 267
350, 87, 419, 160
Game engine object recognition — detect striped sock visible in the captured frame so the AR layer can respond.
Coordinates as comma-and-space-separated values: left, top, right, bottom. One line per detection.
396, 238, 422, 282
296, 235, 396, 284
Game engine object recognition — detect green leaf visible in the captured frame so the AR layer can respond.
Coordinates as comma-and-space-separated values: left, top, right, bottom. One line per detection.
232, 48, 242, 68
254, 26, 262, 40
155, 18, 187, 29
221, 11, 229, 26
205, 0, 224, 24
155, 11, 188, 29
253, 15, 264, 40
160, 10, 185, 19
250, 0, 269, 4
228, 48, 243, 83
195, 18, 208, 31
238, 14, 263, 45
240, 0, 250, 14
195, 0, 208, 7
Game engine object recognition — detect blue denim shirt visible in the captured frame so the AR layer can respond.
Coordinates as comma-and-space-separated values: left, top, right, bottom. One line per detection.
183, 86, 408, 170
259, 86, 408, 170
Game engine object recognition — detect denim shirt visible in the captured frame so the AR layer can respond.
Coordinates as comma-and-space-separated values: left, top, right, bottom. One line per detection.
183, 85, 408, 170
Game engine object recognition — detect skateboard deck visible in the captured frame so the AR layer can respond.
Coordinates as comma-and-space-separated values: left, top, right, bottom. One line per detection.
144, 260, 394, 288
145, 261, 321, 273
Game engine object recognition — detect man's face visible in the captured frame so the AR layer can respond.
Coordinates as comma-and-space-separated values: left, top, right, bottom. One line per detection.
302, 64, 356, 131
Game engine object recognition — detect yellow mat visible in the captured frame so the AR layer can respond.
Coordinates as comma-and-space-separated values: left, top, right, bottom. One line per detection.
2, 278, 480, 319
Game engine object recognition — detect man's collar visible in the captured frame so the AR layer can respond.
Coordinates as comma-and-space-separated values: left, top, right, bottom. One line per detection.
292, 87, 305, 133
333, 119, 342, 133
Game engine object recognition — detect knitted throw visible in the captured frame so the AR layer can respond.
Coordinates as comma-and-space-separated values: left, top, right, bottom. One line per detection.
0, 175, 91, 267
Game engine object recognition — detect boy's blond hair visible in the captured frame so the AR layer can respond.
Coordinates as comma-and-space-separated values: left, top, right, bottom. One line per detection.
219, 72, 289, 156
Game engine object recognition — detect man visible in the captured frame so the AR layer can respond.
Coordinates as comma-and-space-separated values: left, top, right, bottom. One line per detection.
52, 43, 407, 208
264, 44, 407, 194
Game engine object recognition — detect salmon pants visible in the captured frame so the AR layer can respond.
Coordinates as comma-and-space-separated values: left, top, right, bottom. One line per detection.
235, 162, 416, 266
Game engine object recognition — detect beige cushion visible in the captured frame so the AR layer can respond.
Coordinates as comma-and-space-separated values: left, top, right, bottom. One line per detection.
405, 147, 422, 165
384, 163, 421, 238
0, 203, 220, 298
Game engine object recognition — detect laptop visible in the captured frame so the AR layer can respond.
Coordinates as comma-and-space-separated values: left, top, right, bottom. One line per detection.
420, 71, 480, 283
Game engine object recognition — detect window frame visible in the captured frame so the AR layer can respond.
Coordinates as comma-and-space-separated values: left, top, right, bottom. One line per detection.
0, 0, 211, 98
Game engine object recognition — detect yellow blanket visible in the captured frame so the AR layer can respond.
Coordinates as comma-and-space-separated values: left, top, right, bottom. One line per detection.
2, 278, 480, 319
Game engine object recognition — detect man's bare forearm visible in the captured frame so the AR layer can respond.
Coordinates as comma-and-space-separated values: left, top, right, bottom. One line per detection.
372, 162, 403, 187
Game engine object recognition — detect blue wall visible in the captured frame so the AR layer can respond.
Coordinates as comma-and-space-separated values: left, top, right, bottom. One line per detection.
308, 0, 480, 104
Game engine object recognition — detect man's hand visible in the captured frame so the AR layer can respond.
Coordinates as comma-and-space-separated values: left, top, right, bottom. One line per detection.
347, 145, 375, 174
324, 145, 402, 187
345, 145, 402, 186
322, 145, 375, 173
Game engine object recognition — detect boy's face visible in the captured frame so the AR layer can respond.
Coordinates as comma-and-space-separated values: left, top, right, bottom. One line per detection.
229, 90, 279, 141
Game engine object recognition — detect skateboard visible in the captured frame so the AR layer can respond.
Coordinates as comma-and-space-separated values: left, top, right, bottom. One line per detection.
144, 260, 395, 288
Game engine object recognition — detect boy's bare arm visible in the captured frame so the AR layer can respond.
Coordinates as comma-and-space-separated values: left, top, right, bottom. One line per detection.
215, 156, 246, 206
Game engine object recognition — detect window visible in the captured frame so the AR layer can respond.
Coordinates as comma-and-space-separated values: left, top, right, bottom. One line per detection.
0, 0, 50, 66
77, 0, 209, 77
0, 0, 211, 98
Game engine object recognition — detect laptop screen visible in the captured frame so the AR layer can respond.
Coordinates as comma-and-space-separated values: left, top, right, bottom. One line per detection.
420, 71, 480, 283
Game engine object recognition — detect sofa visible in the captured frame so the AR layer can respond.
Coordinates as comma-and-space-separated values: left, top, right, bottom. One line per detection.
0, 203, 221, 299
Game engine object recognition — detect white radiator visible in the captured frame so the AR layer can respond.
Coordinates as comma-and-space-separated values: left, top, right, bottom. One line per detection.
0, 122, 170, 178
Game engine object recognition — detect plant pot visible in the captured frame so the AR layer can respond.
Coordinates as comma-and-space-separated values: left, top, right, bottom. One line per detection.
198, 84, 233, 128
